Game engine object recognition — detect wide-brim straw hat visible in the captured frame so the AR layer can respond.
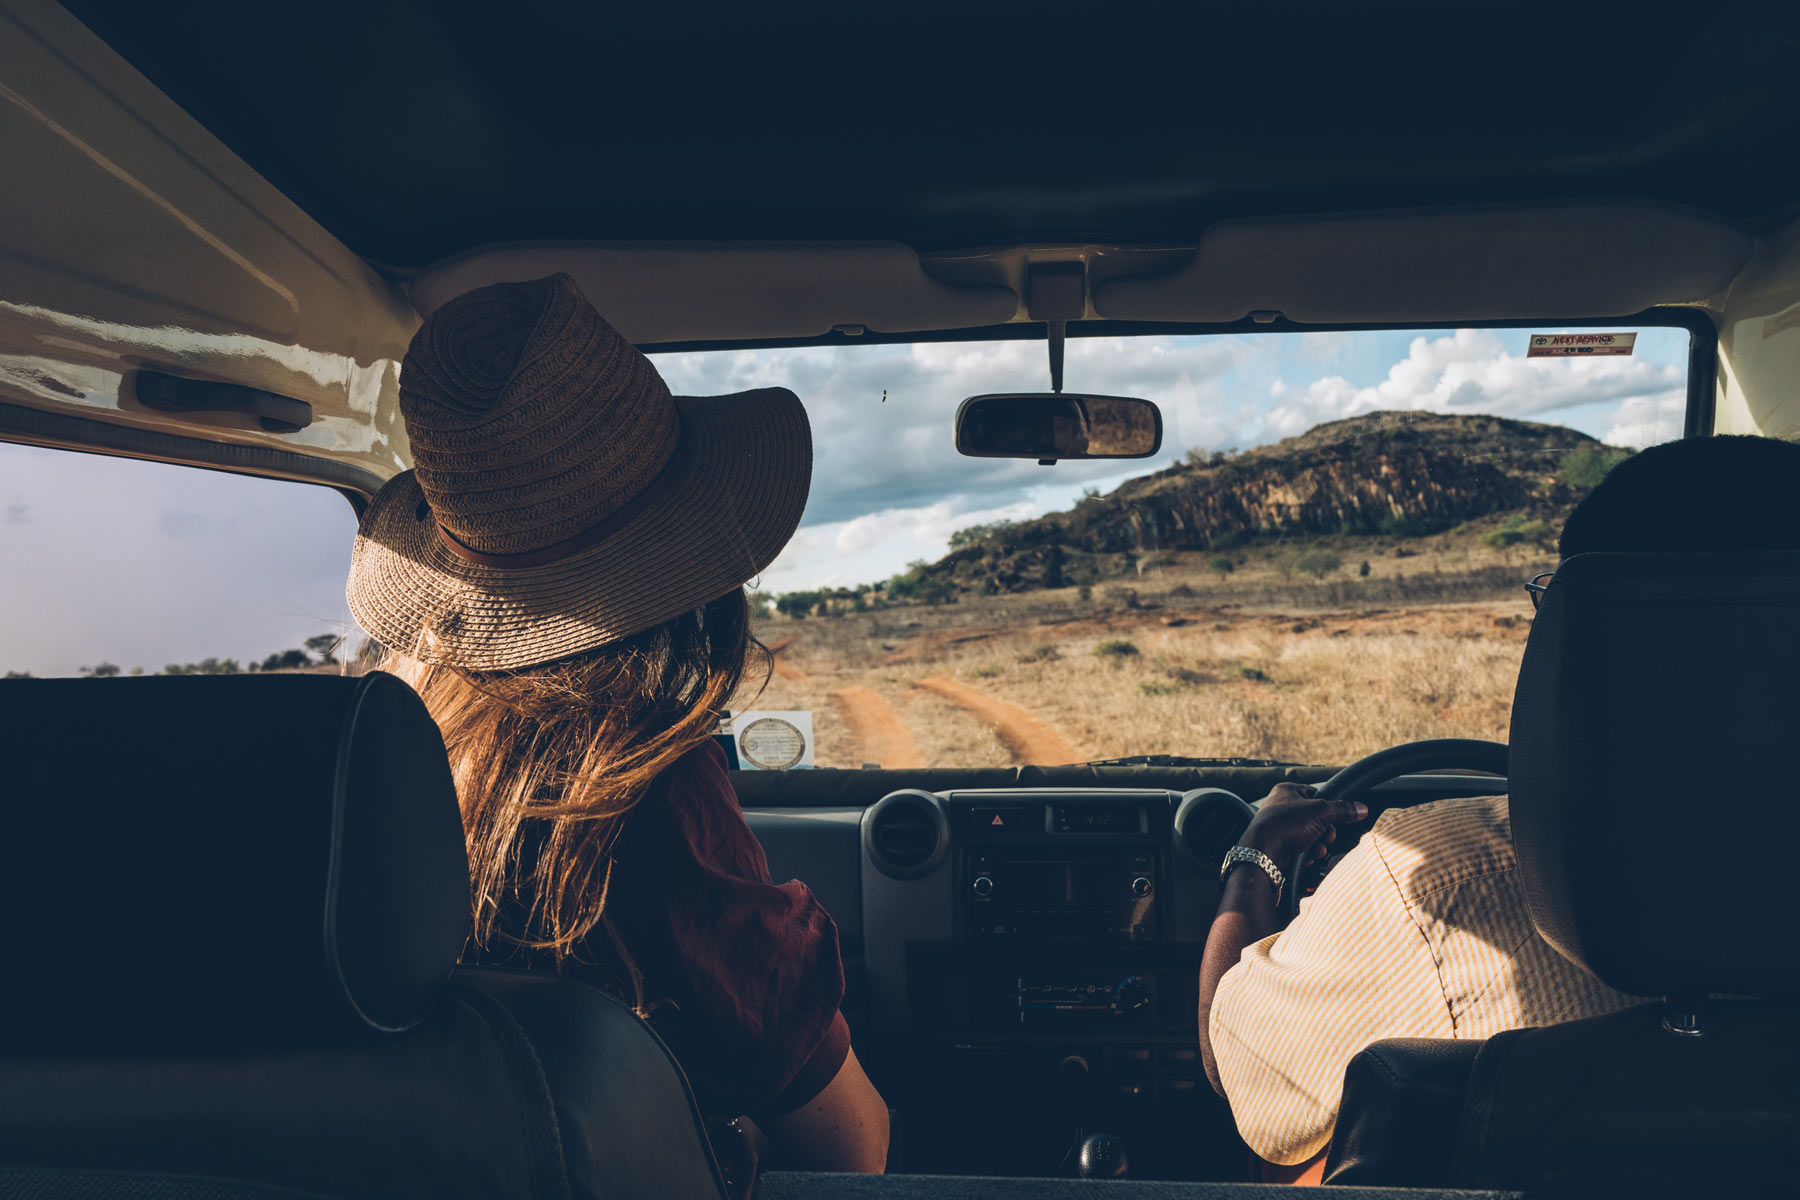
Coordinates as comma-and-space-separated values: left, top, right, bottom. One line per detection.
347, 273, 810, 672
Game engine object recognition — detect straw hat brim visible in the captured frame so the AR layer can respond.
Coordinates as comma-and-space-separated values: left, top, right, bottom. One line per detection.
347, 387, 810, 671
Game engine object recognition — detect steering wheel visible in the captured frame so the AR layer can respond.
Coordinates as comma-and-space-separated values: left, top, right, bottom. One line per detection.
1278, 737, 1509, 925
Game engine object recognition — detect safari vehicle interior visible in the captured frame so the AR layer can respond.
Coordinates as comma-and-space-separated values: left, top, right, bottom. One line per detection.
3, 1, 1799, 1197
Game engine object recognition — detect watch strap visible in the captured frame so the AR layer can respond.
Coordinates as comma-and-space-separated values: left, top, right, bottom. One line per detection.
1221, 845, 1285, 895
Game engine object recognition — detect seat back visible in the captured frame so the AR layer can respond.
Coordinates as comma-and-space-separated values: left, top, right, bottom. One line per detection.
1329, 551, 1800, 1190
1508, 550, 1800, 1000
0, 674, 724, 1200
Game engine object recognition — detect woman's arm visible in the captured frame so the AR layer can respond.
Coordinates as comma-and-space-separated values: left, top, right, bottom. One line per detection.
751, 1046, 889, 1173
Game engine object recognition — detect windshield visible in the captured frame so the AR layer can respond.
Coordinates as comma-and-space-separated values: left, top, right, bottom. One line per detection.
652, 324, 1692, 769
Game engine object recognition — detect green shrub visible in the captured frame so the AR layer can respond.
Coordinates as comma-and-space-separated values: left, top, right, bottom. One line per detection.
1018, 645, 1060, 664
948, 519, 1023, 551
971, 664, 1000, 679
1293, 549, 1342, 579
1095, 640, 1140, 659
1137, 680, 1180, 696
1238, 666, 1270, 682
1208, 529, 1247, 551
1380, 513, 1446, 539
1480, 514, 1551, 550
1556, 444, 1631, 490
1208, 555, 1236, 578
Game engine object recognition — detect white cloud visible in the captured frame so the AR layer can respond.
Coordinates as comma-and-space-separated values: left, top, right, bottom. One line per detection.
1603, 390, 1687, 448
650, 335, 1260, 528
1261, 329, 1683, 440
758, 496, 1048, 593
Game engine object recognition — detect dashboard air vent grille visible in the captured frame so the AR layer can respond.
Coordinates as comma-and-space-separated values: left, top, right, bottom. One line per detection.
864, 791, 949, 879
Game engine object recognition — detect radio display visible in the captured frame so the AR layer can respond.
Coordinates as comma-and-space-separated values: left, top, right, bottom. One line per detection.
1052, 804, 1144, 834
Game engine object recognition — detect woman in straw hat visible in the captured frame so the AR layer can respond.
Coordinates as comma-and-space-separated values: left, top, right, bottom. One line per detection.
348, 274, 889, 1176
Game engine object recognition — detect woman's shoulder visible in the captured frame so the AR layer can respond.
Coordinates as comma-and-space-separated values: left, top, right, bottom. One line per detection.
647, 737, 741, 820
631, 736, 761, 865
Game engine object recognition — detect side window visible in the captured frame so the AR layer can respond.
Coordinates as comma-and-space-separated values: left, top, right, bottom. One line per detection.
0, 444, 360, 678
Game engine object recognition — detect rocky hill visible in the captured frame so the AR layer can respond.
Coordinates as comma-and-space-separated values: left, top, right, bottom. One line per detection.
926, 411, 1613, 594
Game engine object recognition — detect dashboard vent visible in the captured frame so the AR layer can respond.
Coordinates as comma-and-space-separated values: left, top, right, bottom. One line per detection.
864, 790, 949, 879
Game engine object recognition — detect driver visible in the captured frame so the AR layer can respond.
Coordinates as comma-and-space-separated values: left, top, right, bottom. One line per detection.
1197, 433, 1800, 1180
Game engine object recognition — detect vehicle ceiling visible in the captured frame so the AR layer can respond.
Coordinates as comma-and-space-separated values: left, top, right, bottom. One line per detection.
64, 0, 1800, 273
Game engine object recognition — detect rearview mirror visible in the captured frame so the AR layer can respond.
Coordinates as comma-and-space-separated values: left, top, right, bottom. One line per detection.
954, 393, 1163, 461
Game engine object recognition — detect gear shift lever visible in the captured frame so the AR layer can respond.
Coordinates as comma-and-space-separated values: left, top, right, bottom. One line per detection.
1078, 1132, 1129, 1179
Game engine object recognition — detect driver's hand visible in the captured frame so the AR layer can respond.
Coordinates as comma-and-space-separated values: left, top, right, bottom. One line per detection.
1241, 783, 1368, 867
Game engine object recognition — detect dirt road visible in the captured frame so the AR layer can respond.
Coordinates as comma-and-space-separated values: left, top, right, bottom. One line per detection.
765, 636, 804, 681
829, 686, 924, 769
915, 674, 1080, 765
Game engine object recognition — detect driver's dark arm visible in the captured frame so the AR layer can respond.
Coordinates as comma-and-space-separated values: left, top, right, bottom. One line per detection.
1198, 864, 1281, 1094
1197, 784, 1366, 1096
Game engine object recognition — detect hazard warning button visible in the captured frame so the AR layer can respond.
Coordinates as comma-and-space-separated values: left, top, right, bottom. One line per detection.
971, 806, 1025, 832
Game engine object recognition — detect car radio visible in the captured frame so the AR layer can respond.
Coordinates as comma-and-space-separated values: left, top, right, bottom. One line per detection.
959, 796, 1162, 947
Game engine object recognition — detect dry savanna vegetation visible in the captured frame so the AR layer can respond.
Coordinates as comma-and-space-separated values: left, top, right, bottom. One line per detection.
745, 537, 1554, 769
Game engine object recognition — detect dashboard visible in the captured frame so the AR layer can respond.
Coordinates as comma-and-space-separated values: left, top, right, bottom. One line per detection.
740, 771, 1507, 1179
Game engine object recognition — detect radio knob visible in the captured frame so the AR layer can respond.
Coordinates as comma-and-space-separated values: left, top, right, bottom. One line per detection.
1130, 875, 1153, 898
972, 875, 995, 898
1113, 975, 1151, 1013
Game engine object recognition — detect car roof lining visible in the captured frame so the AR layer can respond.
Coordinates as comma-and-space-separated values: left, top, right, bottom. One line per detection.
60, 1, 1800, 271
407, 203, 1746, 347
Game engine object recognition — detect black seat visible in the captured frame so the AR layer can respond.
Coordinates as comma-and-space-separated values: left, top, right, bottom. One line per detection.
1326, 550, 1800, 1191
0, 672, 726, 1200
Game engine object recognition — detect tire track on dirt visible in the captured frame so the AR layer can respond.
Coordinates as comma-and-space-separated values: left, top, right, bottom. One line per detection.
829, 687, 924, 769
914, 675, 1080, 765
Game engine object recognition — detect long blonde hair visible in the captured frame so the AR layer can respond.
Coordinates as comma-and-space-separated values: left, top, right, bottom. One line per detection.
384, 588, 769, 985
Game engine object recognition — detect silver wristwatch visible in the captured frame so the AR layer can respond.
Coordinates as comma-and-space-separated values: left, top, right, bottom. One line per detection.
1220, 845, 1285, 896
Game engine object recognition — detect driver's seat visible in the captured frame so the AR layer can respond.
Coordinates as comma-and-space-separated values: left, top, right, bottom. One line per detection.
1325, 549, 1800, 1192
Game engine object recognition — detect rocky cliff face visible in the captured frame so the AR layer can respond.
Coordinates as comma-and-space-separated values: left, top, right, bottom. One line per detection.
1062, 442, 1534, 553
932, 411, 1602, 590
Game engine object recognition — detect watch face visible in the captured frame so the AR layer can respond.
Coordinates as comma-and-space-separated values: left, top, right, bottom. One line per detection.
737, 716, 807, 770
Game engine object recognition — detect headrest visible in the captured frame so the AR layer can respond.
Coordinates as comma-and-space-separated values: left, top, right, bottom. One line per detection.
1509, 551, 1800, 1000
0, 672, 470, 1052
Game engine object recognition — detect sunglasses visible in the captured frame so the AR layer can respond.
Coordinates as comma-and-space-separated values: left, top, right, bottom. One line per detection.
1523, 572, 1554, 609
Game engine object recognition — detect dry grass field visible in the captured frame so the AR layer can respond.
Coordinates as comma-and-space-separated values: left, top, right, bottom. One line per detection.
744, 539, 1553, 769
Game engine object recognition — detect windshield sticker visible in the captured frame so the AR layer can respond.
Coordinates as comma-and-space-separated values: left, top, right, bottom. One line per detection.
731, 711, 815, 770
1527, 332, 1637, 357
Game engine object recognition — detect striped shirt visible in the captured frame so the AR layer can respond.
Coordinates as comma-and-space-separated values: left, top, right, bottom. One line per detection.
1208, 793, 1642, 1165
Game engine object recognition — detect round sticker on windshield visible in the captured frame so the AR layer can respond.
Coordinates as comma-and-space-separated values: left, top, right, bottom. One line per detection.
738, 717, 808, 770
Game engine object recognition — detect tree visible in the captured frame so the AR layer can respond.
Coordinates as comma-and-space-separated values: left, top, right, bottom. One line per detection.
948, 520, 1021, 552
79, 663, 121, 677
3, 670, 31, 679
774, 591, 819, 619
1481, 515, 1551, 553
305, 634, 342, 664
1294, 550, 1342, 580
1556, 444, 1631, 490
1209, 555, 1236, 580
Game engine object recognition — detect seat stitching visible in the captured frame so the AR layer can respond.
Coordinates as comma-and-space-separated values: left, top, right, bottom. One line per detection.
444, 985, 574, 1200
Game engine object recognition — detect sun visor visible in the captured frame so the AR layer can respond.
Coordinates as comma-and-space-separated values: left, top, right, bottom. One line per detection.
409, 242, 1020, 345
1094, 203, 1754, 325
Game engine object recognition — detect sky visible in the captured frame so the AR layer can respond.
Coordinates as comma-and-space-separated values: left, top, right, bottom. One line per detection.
0, 325, 1688, 676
